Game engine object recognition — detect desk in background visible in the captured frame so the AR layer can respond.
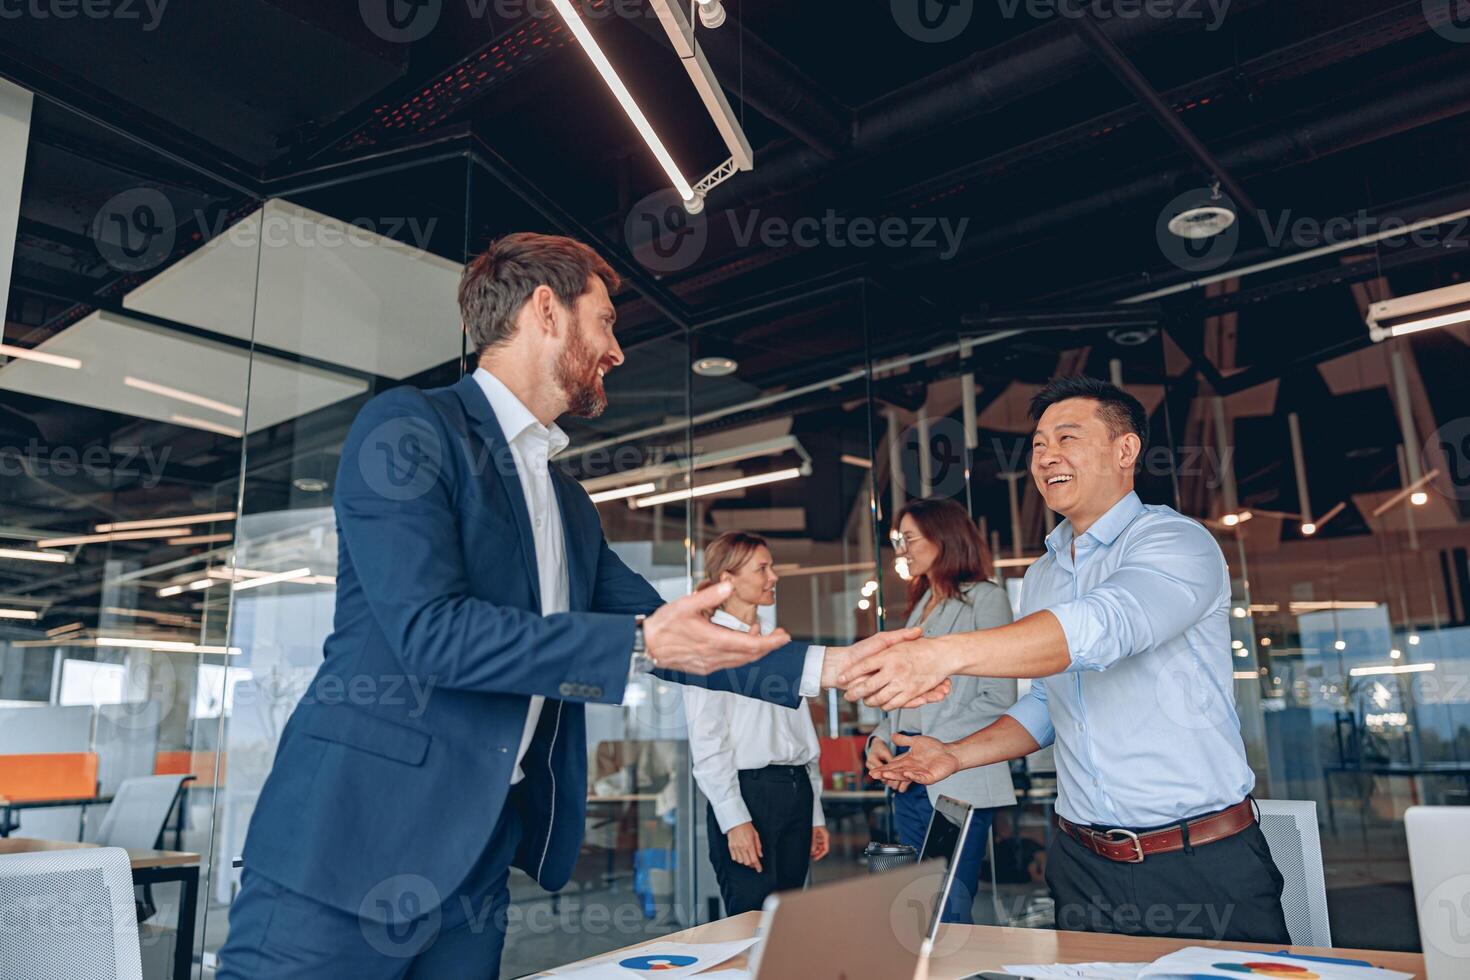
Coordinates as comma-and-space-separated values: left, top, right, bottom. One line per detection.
542, 910, 1428, 980
0, 836, 201, 980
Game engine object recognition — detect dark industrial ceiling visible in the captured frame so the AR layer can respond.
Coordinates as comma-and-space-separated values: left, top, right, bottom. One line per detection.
3, 0, 1470, 630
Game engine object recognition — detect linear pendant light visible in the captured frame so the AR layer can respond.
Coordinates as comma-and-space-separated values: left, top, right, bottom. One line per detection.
549, 0, 696, 205
0, 546, 69, 563
632, 467, 804, 508
96, 511, 236, 533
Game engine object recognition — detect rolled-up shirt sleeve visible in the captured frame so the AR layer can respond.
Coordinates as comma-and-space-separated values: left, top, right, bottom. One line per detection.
1004, 680, 1055, 748
1048, 520, 1227, 673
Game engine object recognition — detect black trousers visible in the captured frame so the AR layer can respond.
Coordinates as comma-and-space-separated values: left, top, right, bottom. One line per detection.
707, 765, 814, 916
1046, 807, 1291, 944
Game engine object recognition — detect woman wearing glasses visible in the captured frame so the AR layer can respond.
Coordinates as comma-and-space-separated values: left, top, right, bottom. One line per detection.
866, 496, 1017, 924
684, 531, 830, 916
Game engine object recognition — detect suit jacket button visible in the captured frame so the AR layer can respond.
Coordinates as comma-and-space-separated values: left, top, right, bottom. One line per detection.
589, 687, 602, 699
559, 683, 574, 696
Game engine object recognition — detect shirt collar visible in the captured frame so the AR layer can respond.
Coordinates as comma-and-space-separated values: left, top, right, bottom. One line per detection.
1046, 490, 1144, 555
710, 608, 759, 633
473, 367, 569, 458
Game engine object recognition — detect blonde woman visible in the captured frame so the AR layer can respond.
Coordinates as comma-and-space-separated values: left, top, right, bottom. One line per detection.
683, 532, 830, 916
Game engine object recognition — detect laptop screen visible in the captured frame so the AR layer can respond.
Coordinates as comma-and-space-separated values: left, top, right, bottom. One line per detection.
916, 794, 975, 942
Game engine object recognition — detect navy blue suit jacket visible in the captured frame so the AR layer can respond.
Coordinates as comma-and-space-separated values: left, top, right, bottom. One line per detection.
240, 375, 810, 921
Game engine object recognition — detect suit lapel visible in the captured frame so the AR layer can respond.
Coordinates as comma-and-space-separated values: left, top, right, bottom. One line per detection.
453, 375, 542, 610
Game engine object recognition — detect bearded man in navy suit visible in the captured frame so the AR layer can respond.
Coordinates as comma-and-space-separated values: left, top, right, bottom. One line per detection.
219, 233, 944, 978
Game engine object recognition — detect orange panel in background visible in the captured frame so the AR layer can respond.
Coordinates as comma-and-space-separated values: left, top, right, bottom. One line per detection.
0, 752, 100, 802
819, 735, 869, 788
154, 750, 222, 786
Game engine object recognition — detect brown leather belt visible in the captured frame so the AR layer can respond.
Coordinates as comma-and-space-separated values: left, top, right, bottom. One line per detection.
1057, 798, 1256, 863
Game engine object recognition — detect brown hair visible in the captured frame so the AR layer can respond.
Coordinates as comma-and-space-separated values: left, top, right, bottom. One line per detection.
696, 531, 770, 601
895, 497, 993, 617
459, 232, 621, 358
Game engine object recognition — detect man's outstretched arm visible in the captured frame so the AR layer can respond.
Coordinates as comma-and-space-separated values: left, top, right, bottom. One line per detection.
868, 716, 1042, 790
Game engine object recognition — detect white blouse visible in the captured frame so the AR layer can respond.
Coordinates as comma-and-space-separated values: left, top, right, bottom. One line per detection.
682, 609, 826, 833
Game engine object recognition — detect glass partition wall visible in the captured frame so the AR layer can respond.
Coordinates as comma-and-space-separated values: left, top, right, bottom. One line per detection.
6, 125, 1468, 978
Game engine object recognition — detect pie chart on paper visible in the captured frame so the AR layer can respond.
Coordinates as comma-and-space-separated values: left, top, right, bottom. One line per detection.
617, 954, 700, 971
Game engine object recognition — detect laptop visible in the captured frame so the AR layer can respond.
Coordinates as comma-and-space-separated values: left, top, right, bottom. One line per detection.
916, 794, 978, 945
748, 860, 946, 980
746, 795, 978, 979
1405, 805, 1470, 980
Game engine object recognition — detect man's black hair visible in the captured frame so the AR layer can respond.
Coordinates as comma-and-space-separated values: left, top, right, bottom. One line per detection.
1028, 376, 1149, 447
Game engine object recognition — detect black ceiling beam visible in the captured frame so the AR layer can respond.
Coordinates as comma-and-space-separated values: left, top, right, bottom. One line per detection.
1059, 0, 1259, 217
467, 130, 694, 332
626, 8, 850, 161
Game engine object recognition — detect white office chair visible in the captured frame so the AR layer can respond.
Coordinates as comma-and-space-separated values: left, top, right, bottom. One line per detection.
91, 774, 191, 850
0, 846, 144, 979
1255, 799, 1331, 947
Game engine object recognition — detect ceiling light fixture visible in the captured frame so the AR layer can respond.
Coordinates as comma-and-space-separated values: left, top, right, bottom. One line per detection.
1167, 183, 1236, 240
38, 528, 189, 548
292, 478, 329, 493
95, 636, 240, 655
46, 621, 85, 637
551, 0, 697, 209
0, 547, 69, 564
0, 608, 39, 620
0, 342, 81, 370
1350, 662, 1435, 677
170, 414, 243, 438
231, 567, 312, 592
631, 467, 806, 508
692, 356, 738, 377
96, 512, 236, 533
124, 377, 243, 418
588, 482, 657, 505
167, 533, 233, 546
1367, 281, 1470, 342
695, 0, 726, 29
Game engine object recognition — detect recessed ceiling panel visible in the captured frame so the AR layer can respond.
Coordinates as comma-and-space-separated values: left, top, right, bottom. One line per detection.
124, 199, 464, 381
0, 311, 367, 435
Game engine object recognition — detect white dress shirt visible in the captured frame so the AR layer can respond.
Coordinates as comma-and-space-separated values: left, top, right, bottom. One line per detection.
683, 609, 826, 833
473, 368, 570, 785
472, 368, 827, 785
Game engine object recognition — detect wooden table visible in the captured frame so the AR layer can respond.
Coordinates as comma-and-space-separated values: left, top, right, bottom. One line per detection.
0, 837, 201, 980
543, 910, 1428, 979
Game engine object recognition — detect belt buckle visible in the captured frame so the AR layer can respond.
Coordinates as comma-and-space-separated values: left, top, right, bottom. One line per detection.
1103, 828, 1146, 863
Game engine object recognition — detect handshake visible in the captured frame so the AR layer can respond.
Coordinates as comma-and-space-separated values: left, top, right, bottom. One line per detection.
643, 583, 954, 709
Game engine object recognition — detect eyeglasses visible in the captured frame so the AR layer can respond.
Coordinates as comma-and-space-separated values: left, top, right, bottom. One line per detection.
890, 530, 925, 556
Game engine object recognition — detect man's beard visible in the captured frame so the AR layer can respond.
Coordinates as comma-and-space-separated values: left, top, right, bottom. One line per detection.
556, 327, 607, 418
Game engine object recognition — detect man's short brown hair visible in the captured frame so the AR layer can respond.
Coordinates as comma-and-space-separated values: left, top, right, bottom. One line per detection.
459, 232, 620, 357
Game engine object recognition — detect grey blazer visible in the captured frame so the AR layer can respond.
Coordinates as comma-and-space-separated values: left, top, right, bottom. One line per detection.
868, 580, 1018, 809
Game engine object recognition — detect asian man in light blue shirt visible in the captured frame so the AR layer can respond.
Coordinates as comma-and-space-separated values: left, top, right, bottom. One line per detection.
860, 376, 1288, 944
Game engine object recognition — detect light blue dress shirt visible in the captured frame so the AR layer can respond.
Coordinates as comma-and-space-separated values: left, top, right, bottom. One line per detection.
1004, 491, 1255, 829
